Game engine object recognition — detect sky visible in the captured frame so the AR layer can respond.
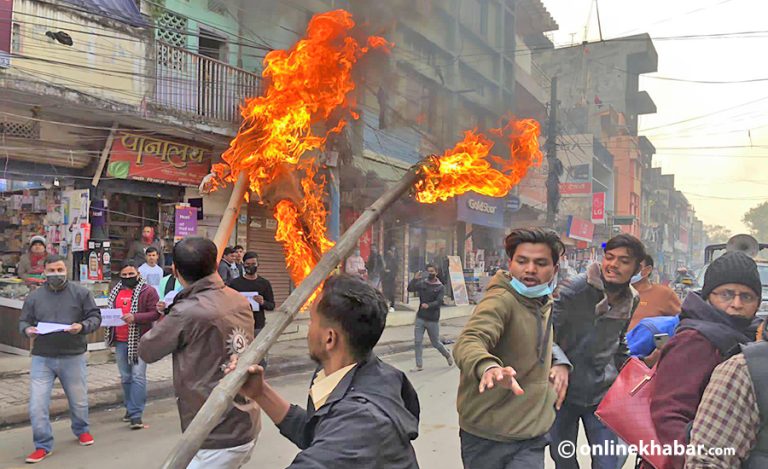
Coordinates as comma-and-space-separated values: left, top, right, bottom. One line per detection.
542, 0, 768, 233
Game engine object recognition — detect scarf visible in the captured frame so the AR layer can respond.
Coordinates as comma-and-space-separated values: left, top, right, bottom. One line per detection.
105, 278, 146, 364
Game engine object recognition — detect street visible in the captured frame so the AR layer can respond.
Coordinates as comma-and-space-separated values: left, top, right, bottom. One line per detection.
0, 350, 633, 468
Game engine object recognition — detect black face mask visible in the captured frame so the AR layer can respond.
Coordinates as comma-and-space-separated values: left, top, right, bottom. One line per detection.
428, 273, 437, 280
122, 277, 139, 289
244, 265, 258, 275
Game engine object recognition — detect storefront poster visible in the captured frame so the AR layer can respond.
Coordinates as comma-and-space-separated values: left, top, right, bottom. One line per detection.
107, 131, 211, 187
457, 192, 505, 229
591, 192, 606, 224
447, 256, 469, 306
71, 223, 90, 252
567, 216, 595, 243
174, 206, 198, 240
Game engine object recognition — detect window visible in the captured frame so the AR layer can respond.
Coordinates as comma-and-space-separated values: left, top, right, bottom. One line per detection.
480, 0, 489, 36
12, 23, 21, 53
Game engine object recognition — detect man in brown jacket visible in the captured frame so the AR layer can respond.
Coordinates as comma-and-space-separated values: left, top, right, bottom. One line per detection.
453, 228, 572, 469
139, 237, 259, 469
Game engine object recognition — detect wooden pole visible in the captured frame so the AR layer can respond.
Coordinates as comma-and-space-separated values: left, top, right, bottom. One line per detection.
212, 172, 250, 262
91, 122, 119, 188
160, 165, 423, 469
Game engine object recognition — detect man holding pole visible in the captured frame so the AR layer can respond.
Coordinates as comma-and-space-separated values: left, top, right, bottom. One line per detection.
227, 274, 420, 468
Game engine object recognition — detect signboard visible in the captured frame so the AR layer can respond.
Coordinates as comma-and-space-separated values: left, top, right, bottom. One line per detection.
108, 131, 211, 186
174, 205, 198, 240
506, 195, 521, 212
591, 192, 606, 224
457, 192, 505, 229
559, 182, 592, 196
447, 256, 469, 306
567, 216, 595, 243
0, 0, 11, 69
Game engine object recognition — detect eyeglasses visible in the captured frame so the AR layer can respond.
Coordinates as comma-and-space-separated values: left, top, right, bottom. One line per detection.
711, 289, 759, 305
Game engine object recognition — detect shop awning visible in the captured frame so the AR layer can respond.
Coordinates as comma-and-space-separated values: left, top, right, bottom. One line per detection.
60, 0, 147, 27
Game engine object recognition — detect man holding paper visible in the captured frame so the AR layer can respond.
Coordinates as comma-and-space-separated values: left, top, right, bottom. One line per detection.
228, 251, 276, 338
18, 255, 102, 464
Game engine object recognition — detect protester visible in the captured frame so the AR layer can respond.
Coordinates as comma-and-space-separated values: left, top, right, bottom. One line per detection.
453, 228, 572, 469
156, 261, 183, 315
628, 254, 681, 331
105, 261, 160, 429
408, 264, 453, 371
218, 246, 238, 284
127, 225, 164, 268
17, 235, 47, 282
227, 274, 420, 468
233, 245, 245, 277
645, 251, 762, 469
366, 243, 384, 290
685, 317, 768, 468
19, 255, 102, 464
344, 246, 366, 279
382, 245, 399, 312
138, 238, 258, 468
228, 251, 276, 338
549, 234, 644, 469
138, 246, 164, 297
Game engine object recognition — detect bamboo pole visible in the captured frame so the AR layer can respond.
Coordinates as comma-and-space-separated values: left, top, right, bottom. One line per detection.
160, 165, 423, 469
212, 172, 250, 262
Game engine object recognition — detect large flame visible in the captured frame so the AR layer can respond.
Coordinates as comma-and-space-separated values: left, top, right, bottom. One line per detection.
414, 119, 543, 204
214, 10, 388, 290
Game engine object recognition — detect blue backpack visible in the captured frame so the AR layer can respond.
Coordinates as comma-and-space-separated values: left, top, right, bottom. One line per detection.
626, 315, 680, 357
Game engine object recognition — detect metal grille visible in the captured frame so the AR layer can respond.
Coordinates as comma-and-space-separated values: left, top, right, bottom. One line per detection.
0, 120, 39, 139
156, 12, 187, 47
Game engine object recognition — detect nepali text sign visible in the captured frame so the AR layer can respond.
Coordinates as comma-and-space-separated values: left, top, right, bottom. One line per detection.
591, 192, 606, 224
174, 206, 198, 240
559, 182, 592, 196
0, 0, 11, 69
108, 132, 211, 186
567, 216, 595, 243
457, 192, 505, 229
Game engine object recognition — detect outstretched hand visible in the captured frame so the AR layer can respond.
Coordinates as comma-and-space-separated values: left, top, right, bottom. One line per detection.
480, 366, 524, 395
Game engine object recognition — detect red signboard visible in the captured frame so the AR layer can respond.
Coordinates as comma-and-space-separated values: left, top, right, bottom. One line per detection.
107, 132, 211, 186
568, 216, 595, 243
0, 0, 12, 69
591, 192, 606, 224
560, 182, 592, 195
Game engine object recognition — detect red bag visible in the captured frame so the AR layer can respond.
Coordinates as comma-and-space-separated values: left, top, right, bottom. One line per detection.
595, 357, 673, 469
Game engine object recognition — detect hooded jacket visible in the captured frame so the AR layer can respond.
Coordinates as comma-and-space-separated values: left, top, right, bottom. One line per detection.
407, 277, 444, 321
277, 354, 420, 469
453, 271, 571, 442
552, 262, 640, 407
649, 292, 760, 469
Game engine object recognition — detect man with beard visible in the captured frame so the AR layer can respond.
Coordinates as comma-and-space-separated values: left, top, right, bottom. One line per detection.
127, 225, 164, 268
227, 274, 420, 468
548, 234, 644, 469
643, 251, 762, 469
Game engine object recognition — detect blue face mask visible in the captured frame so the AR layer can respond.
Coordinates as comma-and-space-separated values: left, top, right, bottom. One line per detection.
630, 273, 644, 284
510, 276, 556, 298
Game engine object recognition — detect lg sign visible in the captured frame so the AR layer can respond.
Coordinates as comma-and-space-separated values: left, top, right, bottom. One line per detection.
467, 198, 497, 214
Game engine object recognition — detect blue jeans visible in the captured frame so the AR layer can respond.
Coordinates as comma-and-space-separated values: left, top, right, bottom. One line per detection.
460, 429, 547, 469
549, 402, 618, 469
29, 354, 89, 452
115, 342, 147, 419
414, 317, 451, 367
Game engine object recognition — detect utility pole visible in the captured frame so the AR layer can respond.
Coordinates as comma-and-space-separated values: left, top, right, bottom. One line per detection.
546, 77, 563, 227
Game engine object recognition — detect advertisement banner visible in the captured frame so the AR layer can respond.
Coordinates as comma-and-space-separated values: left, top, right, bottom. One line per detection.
591, 192, 606, 224
447, 256, 469, 306
457, 192, 505, 229
174, 206, 198, 241
559, 182, 592, 196
567, 216, 595, 243
108, 131, 211, 186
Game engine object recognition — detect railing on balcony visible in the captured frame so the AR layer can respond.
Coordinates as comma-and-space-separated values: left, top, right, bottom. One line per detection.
154, 41, 261, 123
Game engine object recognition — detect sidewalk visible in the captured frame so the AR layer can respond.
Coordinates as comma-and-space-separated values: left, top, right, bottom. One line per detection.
0, 306, 472, 428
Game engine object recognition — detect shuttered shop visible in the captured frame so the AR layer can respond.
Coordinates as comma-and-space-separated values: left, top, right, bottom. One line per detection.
247, 204, 291, 305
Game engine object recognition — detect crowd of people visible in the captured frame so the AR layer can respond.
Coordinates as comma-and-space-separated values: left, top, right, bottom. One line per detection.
15, 228, 767, 468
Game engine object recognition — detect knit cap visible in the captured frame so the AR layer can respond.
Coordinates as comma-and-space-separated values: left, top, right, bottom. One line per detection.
701, 251, 762, 300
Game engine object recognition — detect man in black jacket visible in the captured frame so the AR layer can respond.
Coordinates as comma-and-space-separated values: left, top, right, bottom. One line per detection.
229, 274, 420, 469
408, 263, 453, 371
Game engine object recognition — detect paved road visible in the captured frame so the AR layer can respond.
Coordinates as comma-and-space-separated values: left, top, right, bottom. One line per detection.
0, 350, 634, 468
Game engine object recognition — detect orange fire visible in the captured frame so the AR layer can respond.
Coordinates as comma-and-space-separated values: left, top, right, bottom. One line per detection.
413, 118, 543, 204
214, 9, 389, 289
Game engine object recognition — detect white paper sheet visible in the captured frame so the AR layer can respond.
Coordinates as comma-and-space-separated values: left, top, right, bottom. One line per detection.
35, 322, 71, 335
239, 291, 260, 312
100, 308, 127, 327
164, 290, 179, 304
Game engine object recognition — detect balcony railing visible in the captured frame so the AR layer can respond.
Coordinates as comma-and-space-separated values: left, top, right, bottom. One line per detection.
154, 41, 261, 123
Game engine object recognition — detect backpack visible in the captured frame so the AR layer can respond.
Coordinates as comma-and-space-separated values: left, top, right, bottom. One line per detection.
627, 315, 680, 357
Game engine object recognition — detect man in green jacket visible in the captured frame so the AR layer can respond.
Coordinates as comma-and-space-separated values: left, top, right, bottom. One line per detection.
453, 228, 572, 469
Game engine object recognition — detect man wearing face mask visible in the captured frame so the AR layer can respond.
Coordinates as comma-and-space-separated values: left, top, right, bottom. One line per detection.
228, 252, 276, 339
408, 264, 453, 371
19, 255, 102, 464
549, 234, 644, 469
628, 254, 681, 332
453, 228, 572, 469
127, 225, 164, 268
345, 246, 366, 279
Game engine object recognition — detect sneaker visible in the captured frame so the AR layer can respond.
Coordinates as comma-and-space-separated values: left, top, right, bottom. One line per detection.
25, 449, 51, 463
78, 433, 94, 446
130, 418, 144, 430
410, 366, 424, 372
122, 412, 130, 422
388, 307, 395, 313
446, 355, 454, 367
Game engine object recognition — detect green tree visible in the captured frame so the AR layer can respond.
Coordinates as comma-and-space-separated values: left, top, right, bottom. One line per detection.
704, 224, 732, 244
742, 202, 768, 240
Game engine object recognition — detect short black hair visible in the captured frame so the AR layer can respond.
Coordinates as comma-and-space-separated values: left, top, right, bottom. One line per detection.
223, 246, 235, 256
505, 228, 565, 265
604, 234, 646, 267
316, 274, 388, 360
641, 255, 654, 268
425, 263, 437, 270
234, 245, 244, 251
243, 251, 259, 262
173, 237, 218, 283
44, 254, 66, 266
145, 246, 159, 255
121, 260, 138, 271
